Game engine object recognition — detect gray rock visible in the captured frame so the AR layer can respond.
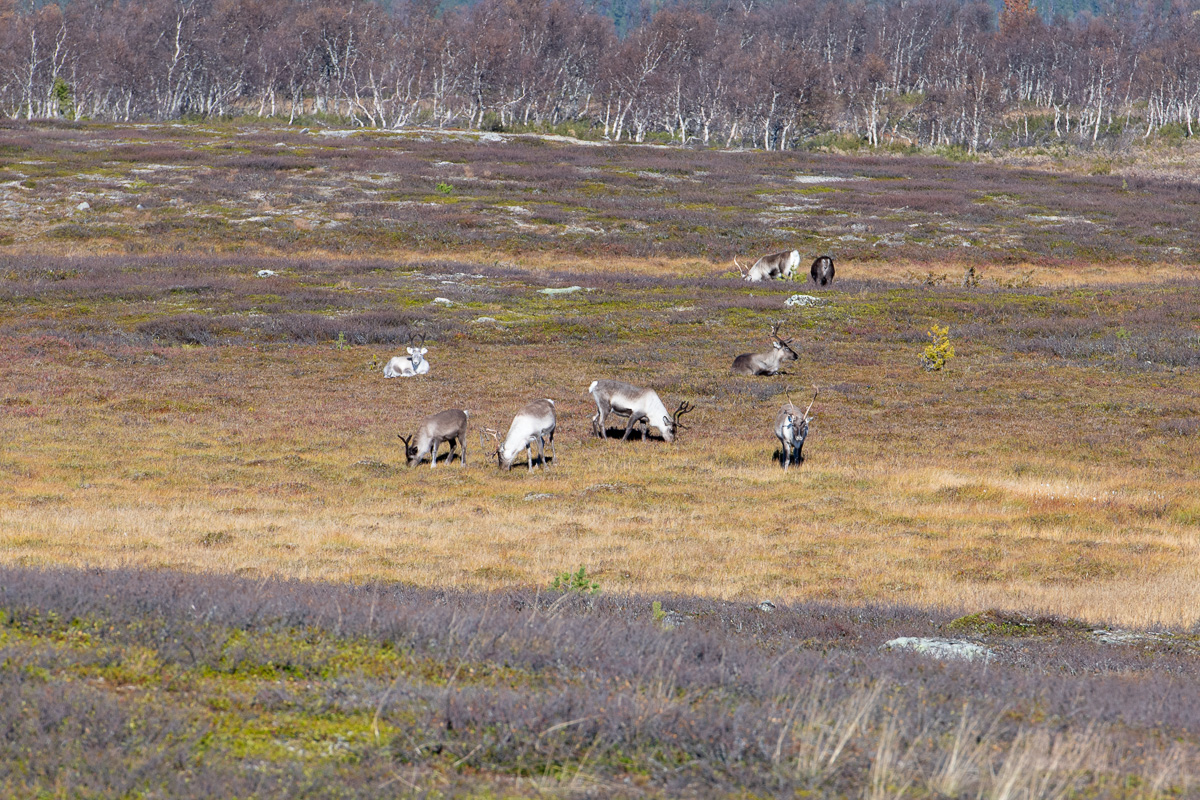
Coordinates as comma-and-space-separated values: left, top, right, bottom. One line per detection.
882, 637, 994, 662
785, 294, 824, 307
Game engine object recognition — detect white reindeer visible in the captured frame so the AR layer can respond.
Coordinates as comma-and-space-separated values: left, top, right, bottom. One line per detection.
485, 399, 557, 471
384, 333, 430, 378
399, 409, 468, 468
589, 380, 693, 442
774, 388, 817, 470
734, 250, 801, 282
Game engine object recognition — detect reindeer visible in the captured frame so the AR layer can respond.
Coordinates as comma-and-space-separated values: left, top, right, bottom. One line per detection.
588, 380, 693, 442
810, 255, 835, 286
734, 250, 801, 282
774, 388, 817, 470
732, 321, 799, 376
483, 399, 557, 471
383, 333, 430, 378
398, 409, 468, 468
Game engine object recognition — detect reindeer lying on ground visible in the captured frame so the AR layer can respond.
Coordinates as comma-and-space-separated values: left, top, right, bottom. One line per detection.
774, 389, 817, 471
732, 321, 799, 376
810, 255, 835, 286
735, 250, 801, 282
399, 409, 468, 468
484, 399, 557, 471
589, 380, 693, 442
384, 333, 430, 378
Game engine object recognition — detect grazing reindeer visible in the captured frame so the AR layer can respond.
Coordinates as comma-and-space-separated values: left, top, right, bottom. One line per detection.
399, 409, 468, 468
810, 255, 835, 286
384, 333, 430, 378
732, 321, 799, 376
735, 250, 801, 282
774, 389, 817, 470
484, 399, 557, 471
589, 380, 693, 442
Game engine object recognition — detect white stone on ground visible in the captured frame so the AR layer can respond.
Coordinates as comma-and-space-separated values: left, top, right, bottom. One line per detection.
785, 294, 824, 307
882, 637, 994, 662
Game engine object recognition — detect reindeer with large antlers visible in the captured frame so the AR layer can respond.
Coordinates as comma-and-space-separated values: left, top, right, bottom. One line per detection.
588, 380, 693, 443
483, 399, 557, 471
732, 321, 799, 376
734, 249, 801, 282
399, 409, 468, 468
384, 332, 430, 378
774, 388, 817, 470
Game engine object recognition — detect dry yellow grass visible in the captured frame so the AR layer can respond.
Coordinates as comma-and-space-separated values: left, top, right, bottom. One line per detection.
3, 280, 1198, 629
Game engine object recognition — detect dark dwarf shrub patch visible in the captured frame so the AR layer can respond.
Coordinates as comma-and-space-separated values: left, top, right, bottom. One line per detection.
1, 567, 1198, 797
136, 313, 226, 345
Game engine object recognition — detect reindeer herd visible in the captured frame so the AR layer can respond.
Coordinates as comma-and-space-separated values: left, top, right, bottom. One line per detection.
391, 250, 834, 472
735, 251, 835, 286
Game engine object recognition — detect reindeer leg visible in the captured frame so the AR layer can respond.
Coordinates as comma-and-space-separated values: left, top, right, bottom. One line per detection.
548, 430, 555, 463
526, 442, 534, 472
429, 439, 440, 469
621, 414, 638, 441
593, 400, 607, 438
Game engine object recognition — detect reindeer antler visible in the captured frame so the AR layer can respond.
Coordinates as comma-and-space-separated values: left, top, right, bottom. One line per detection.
772, 320, 794, 345
397, 433, 413, 447
803, 386, 818, 420
734, 257, 746, 277
672, 401, 695, 429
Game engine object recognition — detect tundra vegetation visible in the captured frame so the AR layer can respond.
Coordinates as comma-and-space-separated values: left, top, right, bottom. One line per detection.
2, 122, 1200, 796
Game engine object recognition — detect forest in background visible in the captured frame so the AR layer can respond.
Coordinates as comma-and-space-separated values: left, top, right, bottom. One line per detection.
2, 0, 1199, 152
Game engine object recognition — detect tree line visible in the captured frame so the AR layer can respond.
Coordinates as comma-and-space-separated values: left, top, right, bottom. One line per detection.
2, 0, 1199, 151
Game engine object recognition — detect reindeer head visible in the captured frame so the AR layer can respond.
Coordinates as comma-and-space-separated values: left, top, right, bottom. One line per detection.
397, 433, 419, 467
771, 321, 799, 362
405, 333, 428, 366
481, 428, 510, 470
661, 401, 694, 443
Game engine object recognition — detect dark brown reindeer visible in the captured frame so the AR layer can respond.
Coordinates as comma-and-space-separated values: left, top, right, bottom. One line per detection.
732, 321, 799, 376
398, 409, 468, 468
774, 388, 817, 470
810, 255, 835, 286
588, 380, 693, 442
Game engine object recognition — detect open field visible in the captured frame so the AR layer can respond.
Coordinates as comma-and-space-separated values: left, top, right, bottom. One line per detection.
4, 567, 1200, 798
2, 122, 1200, 795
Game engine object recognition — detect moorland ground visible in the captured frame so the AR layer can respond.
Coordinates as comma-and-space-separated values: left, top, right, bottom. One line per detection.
2, 121, 1200, 796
